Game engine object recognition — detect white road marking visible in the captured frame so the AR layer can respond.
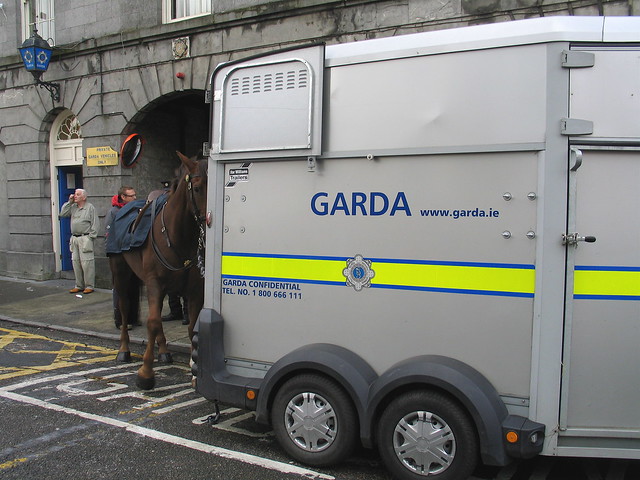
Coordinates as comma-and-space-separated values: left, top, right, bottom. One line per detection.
192, 409, 272, 438
96, 382, 192, 403
211, 411, 273, 439
2, 362, 135, 392
58, 378, 129, 396
0, 389, 334, 479
0, 366, 334, 479
153, 396, 208, 414
132, 385, 195, 410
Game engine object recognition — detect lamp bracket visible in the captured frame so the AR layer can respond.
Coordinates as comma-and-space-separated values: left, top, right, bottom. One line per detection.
36, 78, 60, 102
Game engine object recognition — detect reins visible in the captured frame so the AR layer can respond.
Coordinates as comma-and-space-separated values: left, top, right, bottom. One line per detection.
150, 168, 206, 277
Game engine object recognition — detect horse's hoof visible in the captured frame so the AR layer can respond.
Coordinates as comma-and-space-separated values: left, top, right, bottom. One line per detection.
136, 375, 155, 390
116, 351, 132, 362
158, 352, 173, 364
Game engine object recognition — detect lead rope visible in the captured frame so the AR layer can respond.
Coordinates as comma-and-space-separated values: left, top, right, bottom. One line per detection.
196, 222, 206, 278
187, 173, 207, 278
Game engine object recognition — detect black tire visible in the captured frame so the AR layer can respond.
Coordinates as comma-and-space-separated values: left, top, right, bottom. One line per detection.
377, 390, 479, 480
271, 373, 358, 467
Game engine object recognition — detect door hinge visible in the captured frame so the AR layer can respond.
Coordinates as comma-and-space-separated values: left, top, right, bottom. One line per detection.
561, 50, 595, 68
561, 118, 593, 136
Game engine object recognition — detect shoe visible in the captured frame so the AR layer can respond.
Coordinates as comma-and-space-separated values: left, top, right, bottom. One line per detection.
162, 312, 183, 321
115, 322, 132, 330
69, 288, 82, 294
182, 318, 189, 325
83, 288, 94, 294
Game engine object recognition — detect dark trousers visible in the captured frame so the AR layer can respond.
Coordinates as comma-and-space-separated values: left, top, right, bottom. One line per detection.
168, 294, 189, 317
113, 289, 140, 325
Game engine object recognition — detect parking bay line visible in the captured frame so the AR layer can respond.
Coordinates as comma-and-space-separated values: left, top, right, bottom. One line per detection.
0, 388, 333, 479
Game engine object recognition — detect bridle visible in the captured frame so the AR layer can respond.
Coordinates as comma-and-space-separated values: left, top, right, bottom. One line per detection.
150, 170, 206, 277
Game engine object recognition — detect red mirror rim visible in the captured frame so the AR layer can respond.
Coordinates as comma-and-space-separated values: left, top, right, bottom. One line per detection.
120, 133, 144, 168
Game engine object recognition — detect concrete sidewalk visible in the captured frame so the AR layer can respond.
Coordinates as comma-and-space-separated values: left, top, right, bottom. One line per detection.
0, 275, 191, 354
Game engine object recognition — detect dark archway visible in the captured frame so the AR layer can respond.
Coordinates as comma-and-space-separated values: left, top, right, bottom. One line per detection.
123, 90, 208, 198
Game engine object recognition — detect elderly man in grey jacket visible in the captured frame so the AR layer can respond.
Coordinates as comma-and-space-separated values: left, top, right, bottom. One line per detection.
60, 188, 98, 294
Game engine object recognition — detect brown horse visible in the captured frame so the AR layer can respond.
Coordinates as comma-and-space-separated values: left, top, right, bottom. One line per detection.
109, 151, 208, 390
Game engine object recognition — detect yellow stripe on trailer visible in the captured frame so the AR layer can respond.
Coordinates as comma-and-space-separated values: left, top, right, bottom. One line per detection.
222, 253, 536, 298
373, 262, 535, 295
574, 268, 640, 299
222, 255, 345, 283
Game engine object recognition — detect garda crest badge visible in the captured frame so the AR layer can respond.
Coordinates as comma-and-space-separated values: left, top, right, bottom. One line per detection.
343, 254, 375, 291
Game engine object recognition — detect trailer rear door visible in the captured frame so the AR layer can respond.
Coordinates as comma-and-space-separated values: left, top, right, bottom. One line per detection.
560, 47, 640, 453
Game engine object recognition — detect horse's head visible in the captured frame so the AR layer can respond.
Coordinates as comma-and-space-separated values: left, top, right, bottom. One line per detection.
176, 151, 208, 226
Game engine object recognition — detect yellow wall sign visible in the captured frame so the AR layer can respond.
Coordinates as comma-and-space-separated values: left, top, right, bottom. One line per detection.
86, 146, 119, 166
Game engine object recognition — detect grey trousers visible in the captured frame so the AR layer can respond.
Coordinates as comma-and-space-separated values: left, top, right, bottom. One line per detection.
70, 235, 95, 289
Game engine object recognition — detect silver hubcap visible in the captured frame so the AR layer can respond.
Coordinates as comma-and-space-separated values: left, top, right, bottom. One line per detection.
284, 392, 337, 452
393, 410, 456, 476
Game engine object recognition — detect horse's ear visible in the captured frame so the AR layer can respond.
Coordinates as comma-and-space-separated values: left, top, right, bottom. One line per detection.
176, 151, 196, 170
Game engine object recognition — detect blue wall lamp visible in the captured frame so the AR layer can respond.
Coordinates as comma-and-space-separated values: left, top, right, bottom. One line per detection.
19, 28, 60, 102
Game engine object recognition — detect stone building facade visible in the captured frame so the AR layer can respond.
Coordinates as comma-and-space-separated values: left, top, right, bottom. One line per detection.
0, 0, 637, 287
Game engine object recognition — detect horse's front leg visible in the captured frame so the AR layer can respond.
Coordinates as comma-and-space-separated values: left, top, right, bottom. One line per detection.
136, 296, 164, 390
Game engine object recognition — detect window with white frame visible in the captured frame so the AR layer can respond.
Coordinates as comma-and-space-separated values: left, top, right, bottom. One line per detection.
22, 0, 56, 45
163, 0, 211, 23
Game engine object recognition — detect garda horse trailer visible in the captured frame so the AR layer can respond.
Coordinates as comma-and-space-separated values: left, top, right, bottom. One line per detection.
193, 16, 640, 480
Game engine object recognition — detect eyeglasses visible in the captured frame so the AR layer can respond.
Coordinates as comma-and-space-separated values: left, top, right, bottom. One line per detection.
123, 193, 137, 197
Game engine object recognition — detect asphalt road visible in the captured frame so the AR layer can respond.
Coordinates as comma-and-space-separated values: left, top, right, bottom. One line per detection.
1, 321, 639, 480
0, 321, 389, 480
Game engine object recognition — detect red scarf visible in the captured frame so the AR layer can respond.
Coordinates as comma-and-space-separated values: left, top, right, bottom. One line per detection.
111, 194, 125, 208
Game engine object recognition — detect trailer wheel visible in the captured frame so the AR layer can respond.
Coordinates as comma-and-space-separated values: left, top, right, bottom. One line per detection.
271, 373, 358, 466
377, 390, 478, 480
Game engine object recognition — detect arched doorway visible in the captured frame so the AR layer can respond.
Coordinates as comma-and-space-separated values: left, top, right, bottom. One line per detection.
123, 90, 208, 197
49, 110, 83, 272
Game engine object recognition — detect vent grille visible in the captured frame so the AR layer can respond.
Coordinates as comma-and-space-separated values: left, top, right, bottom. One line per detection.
230, 69, 309, 96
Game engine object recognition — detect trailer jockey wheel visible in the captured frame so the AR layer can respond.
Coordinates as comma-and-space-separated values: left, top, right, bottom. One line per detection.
377, 390, 479, 480
271, 373, 358, 467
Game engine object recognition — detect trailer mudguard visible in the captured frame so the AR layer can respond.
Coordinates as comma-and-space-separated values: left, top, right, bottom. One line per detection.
366, 355, 510, 466
194, 308, 262, 409
254, 343, 377, 429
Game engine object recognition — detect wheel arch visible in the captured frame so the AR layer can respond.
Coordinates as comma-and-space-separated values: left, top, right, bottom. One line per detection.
254, 343, 377, 431
366, 355, 510, 466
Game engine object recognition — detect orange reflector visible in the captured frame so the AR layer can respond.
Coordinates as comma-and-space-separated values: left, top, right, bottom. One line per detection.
246, 390, 256, 400
506, 431, 519, 443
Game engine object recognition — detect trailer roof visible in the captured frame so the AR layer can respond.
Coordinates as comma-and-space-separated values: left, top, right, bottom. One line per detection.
325, 16, 640, 66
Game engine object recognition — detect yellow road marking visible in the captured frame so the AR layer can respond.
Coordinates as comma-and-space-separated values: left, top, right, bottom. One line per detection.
0, 327, 128, 380
0, 457, 28, 470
